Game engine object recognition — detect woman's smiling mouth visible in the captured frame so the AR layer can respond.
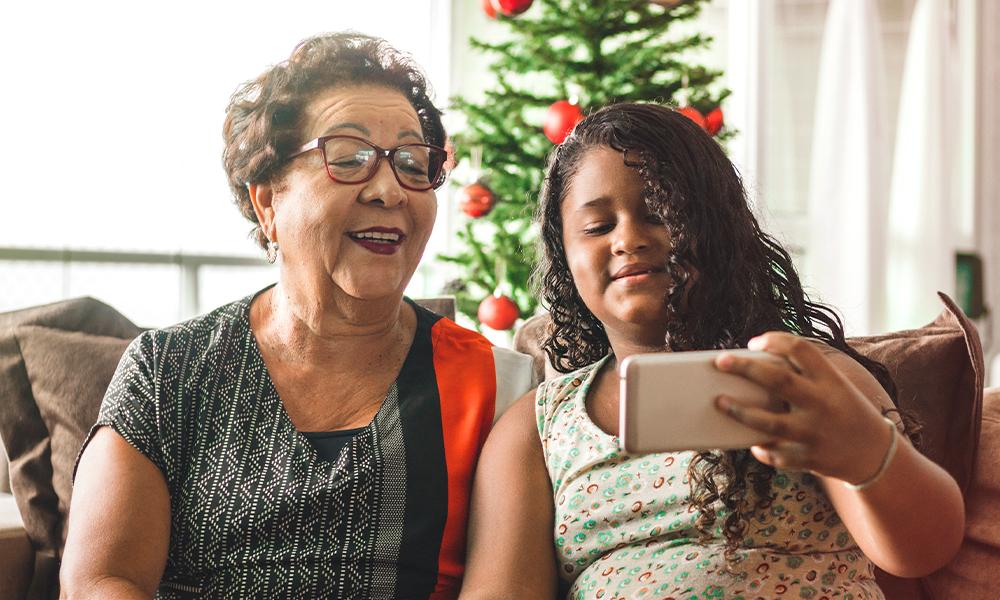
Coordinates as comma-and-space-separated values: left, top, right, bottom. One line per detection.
347, 226, 406, 255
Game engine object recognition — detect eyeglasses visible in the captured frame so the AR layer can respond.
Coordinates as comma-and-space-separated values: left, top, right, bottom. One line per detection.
288, 135, 448, 191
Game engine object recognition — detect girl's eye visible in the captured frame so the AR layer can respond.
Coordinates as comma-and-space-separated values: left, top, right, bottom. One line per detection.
645, 213, 664, 225
583, 223, 613, 235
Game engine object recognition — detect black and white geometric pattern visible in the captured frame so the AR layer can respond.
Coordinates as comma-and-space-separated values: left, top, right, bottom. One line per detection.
86, 294, 419, 599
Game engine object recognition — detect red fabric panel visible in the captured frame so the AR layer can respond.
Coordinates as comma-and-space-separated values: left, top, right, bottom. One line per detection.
430, 318, 496, 594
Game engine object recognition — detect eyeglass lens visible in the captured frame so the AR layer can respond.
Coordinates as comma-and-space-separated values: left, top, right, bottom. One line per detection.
323, 137, 445, 190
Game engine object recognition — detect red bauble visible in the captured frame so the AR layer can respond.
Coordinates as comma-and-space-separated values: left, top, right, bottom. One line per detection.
677, 106, 707, 130
482, 0, 497, 18
543, 100, 584, 144
491, 0, 533, 16
457, 182, 496, 218
478, 294, 520, 330
705, 106, 724, 136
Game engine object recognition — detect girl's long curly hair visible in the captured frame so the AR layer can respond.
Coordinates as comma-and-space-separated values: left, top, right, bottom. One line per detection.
536, 102, 906, 563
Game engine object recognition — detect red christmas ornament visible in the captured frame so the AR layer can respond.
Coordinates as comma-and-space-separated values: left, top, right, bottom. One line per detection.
705, 106, 724, 136
478, 294, 520, 330
677, 106, 707, 131
491, 0, 533, 17
543, 100, 584, 144
482, 0, 497, 18
457, 182, 496, 218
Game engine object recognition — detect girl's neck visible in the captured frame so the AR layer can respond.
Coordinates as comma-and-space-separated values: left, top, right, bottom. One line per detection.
604, 333, 670, 372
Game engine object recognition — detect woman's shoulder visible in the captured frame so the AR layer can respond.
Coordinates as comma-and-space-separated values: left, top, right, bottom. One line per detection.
411, 304, 538, 420
166, 294, 252, 337
126, 294, 256, 374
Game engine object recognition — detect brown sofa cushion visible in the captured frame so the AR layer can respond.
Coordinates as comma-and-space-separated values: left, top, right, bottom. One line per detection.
922, 387, 1000, 597
848, 292, 984, 493
0, 297, 141, 598
17, 327, 133, 546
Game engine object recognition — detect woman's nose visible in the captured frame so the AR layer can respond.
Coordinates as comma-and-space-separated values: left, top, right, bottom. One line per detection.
359, 159, 407, 207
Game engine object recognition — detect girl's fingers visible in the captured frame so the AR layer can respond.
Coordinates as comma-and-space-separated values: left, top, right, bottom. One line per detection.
714, 351, 808, 405
747, 332, 834, 381
715, 395, 806, 442
749, 441, 812, 471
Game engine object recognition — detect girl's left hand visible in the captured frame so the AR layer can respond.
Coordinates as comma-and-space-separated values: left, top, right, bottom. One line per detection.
713, 332, 895, 485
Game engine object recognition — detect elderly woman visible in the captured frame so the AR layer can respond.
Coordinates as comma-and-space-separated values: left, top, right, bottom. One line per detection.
61, 32, 531, 599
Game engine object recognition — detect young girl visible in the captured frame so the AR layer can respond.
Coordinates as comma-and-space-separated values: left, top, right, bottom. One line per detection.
459, 103, 964, 599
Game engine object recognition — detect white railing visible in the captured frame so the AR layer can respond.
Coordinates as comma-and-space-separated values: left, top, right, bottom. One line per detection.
0, 246, 270, 322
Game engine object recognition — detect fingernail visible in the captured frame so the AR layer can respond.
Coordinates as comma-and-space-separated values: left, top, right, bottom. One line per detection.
715, 395, 730, 411
748, 337, 765, 350
716, 353, 733, 369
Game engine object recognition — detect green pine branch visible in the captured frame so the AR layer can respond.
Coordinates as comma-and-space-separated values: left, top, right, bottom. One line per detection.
438, 0, 728, 328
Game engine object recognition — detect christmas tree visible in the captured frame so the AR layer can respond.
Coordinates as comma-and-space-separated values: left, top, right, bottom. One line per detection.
440, 0, 730, 329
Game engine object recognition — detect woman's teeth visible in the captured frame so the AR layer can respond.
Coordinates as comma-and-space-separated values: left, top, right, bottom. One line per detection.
350, 231, 400, 242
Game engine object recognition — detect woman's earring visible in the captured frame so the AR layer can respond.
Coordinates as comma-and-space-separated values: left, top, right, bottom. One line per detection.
265, 240, 280, 264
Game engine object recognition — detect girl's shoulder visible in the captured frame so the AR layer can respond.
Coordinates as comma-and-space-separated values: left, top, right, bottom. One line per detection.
537, 356, 608, 403
534, 355, 610, 435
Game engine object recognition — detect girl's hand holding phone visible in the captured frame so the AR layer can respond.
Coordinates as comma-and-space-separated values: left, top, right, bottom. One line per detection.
714, 332, 897, 486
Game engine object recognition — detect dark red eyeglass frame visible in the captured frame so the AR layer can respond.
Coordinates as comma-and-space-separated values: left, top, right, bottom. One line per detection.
287, 134, 448, 191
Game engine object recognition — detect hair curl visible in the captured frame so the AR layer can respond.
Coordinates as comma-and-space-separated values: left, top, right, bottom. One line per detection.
536, 102, 913, 564
222, 31, 445, 249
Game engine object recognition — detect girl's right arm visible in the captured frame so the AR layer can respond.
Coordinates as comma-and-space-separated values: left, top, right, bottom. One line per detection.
60, 427, 170, 599
460, 389, 558, 600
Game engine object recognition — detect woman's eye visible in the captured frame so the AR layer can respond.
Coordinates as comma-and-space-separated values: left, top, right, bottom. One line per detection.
330, 156, 366, 169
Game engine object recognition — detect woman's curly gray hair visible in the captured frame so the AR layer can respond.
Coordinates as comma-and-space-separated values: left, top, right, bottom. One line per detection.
222, 32, 445, 249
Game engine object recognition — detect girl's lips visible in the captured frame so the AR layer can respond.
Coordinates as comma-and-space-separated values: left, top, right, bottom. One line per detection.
613, 271, 662, 286
611, 261, 663, 280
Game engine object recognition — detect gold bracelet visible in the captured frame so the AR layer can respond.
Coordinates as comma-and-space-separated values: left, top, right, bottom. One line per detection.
843, 416, 899, 491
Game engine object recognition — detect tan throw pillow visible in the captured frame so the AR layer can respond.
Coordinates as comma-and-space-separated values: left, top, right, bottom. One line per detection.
16, 327, 133, 546
848, 292, 984, 493
0, 297, 141, 599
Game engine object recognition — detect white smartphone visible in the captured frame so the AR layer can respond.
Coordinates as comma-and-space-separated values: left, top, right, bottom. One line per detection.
619, 350, 785, 453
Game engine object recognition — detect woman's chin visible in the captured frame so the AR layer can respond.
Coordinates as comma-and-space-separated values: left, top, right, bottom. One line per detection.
327, 277, 408, 303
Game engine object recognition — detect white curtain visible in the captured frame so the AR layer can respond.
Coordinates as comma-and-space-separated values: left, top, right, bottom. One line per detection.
806, 0, 890, 335
885, 0, 957, 331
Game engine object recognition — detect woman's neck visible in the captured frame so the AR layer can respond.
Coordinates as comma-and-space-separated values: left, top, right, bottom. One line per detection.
254, 280, 411, 369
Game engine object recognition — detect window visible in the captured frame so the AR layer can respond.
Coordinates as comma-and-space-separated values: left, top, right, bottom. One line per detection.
1, 0, 449, 325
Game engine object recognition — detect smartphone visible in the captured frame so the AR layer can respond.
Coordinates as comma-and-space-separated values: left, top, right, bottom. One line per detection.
619, 350, 784, 453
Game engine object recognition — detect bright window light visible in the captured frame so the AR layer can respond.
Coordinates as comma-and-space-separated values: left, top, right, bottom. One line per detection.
1, 1, 445, 256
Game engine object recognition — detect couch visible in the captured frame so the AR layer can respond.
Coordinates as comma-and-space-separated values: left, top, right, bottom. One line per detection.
1, 293, 997, 599
0, 295, 458, 600
512, 292, 998, 599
